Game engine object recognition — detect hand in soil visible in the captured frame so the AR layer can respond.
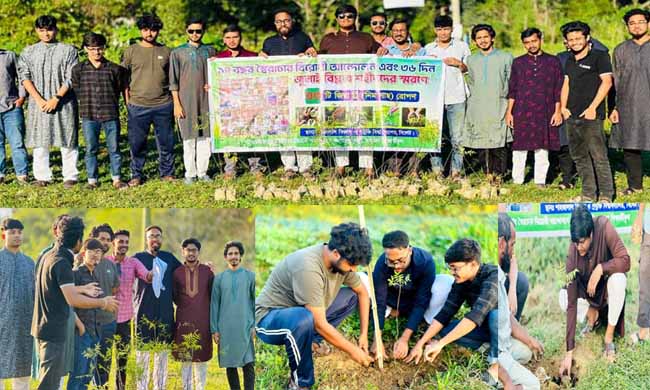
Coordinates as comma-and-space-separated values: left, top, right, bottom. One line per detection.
559, 353, 572, 377
350, 346, 374, 367
424, 340, 444, 362
528, 337, 545, 359
393, 338, 409, 360
370, 339, 389, 361
404, 343, 423, 364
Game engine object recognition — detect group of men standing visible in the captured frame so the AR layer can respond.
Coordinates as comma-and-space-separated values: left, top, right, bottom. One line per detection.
0, 216, 255, 390
255, 223, 505, 390
1, 6, 648, 196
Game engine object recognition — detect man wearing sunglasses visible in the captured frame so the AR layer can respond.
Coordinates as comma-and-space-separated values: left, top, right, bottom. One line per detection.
170, 18, 217, 185
319, 4, 382, 178
369, 12, 394, 48
370, 231, 454, 362
18, 15, 79, 188
405, 239, 498, 382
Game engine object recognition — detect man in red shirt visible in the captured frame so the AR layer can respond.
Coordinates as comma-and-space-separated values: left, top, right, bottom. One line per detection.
215, 24, 257, 58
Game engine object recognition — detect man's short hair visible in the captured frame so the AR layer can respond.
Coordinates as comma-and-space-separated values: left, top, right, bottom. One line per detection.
1, 218, 24, 231
570, 205, 594, 243
444, 238, 481, 264
82, 32, 107, 48
186, 17, 206, 28
521, 27, 542, 41
328, 223, 372, 266
136, 13, 163, 30
52, 214, 69, 232
561, 21, 590, 39
498, 213, 514, 240
82, 238, 104, 252
335, 5, 358, 17
113, 229, 130, 239
624, 8, 650, 24
273, 8, 294, 19
382, 230, 410, 249
223, 24, 242, 35
35, 15, 57, 29
471, 24, 496, 40
389, 19, 410, 31
91, 223, 114, 241
224, 241, 245, 256
57, 216, 85, 249
434, 15, 453, 28
371, 12, 387, 20
145, 225, 163, 235
182, 238, 202, 251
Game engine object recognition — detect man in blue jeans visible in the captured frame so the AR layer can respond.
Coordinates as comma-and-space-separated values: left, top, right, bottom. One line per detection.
0, 49, 29, 184
255, 223, 374, 390
122, 13, 175, 186
405, 239, 498, 383
71, 32, 128, 190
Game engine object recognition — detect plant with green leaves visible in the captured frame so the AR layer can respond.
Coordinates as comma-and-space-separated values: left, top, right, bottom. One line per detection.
387, 271, 411, 340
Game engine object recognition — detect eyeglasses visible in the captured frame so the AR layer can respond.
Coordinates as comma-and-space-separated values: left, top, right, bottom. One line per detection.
628, 21, 648, 26
446, 262, 470, 274
370, 21, 386, 27
385, 249, 411, 268
337, 13, 356, 20
147, 233, 162, 239
187, 29, 203, 34
274, 19, 292, 25
86, 47, 105, 52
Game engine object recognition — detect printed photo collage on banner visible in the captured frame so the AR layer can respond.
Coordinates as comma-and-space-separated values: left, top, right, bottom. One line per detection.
1, 1, 650, 390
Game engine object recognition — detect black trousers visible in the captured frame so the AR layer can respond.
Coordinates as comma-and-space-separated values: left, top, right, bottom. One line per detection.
226, 362, 255, 390
115, 320, 132, 390
623, 149, 644, 190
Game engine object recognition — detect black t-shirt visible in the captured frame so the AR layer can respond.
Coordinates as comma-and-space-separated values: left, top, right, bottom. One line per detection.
262, 30, 314, 56
564, 49, 613, 119
32, 246, 75, 342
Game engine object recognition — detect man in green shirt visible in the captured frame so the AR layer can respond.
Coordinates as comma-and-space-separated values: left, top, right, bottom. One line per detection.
255, 223, 374, 390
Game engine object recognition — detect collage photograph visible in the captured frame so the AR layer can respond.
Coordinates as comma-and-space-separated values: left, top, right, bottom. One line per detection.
1, 0, 650, 389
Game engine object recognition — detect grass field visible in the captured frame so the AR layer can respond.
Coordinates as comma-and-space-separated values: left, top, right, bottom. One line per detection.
516, 233, 650, 390
255, 205, 497, 390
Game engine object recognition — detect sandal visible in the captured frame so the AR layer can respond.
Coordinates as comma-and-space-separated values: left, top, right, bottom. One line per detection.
603, 342, 616, 363
558, 183, 574, 190
480, 370, 499, 388
621, 188, 642, 196
580, 319, 600, 337
312, 341, 332, 356
630, 331, 650, 345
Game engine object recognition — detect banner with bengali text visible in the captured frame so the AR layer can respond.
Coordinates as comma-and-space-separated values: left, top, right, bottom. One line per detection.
208, 54, 444, 153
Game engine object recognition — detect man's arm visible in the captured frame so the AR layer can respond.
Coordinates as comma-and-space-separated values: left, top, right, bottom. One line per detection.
560, 76, 570, 119
351, 282, 369, 352
510, 314, 544, 357
580, 74, 612, 120
61, 284, 117, 310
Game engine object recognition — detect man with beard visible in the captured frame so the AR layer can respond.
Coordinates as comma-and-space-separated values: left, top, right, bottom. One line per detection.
463, 24, 513, 180
170, 18, 217, 185
133, 225, 182, 390
261, 9, 317, 181
255, 223, 373, 390
18, 15, 79, 188
498, 213, 529, 321
560, 205, 629, 374
106, 230, 152, 390
609, 9, 650, 196
405, 239, 498, 386
211, 241, 255, 390
0, 218, 34, 390
172, 238, 214, 390
560, 21, 614, 202
122, 13, 175, 186
32, 216, 118, 390
319, 5, 382, 178
507, 28, 563, 187
425, 15, 471, 179
71, 32, 128, 190
87, 224, 121, 388
369, 12, 394, 48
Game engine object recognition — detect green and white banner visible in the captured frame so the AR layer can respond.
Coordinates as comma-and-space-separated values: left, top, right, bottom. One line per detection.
207, 54, 444, 153
504, 203, 640, 238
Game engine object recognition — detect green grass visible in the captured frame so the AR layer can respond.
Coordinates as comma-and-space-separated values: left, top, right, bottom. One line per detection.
516, 233, 650, 389
254, 206, 496, 389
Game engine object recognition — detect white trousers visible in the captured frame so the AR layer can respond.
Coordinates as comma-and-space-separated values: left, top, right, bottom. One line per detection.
280, 151, 313, 173
335, 151, 373, 169
558, 273, 627, 326
0, 377, 30, 390
136, 350, 168, 390
181, 362, 207, 390
33, 146, 79, 182
512, 149, 549, 185
182, 138, 211, 178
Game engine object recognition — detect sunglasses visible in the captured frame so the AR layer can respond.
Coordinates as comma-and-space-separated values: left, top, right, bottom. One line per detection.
187, 29, 203, 34
337, 13, 356, 20
371, 21, 386, 26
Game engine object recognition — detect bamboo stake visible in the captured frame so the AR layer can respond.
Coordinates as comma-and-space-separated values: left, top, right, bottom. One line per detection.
358, 205, 384, 370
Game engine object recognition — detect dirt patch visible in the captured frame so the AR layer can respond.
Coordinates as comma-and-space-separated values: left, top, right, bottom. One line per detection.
314, 343, 475, 390
533, 343, 596, 389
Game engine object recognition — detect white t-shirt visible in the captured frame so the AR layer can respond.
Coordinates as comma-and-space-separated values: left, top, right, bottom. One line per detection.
424, 39, 471, 105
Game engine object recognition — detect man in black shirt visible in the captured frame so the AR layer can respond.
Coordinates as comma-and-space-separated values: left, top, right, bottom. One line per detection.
32, 216, 118, 390
560, 21, 614, 202
71, 33, 128, 190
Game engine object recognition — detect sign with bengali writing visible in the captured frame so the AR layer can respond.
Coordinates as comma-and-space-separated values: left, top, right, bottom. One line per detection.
207, 54, 444, 153
504, 203, 640, 238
